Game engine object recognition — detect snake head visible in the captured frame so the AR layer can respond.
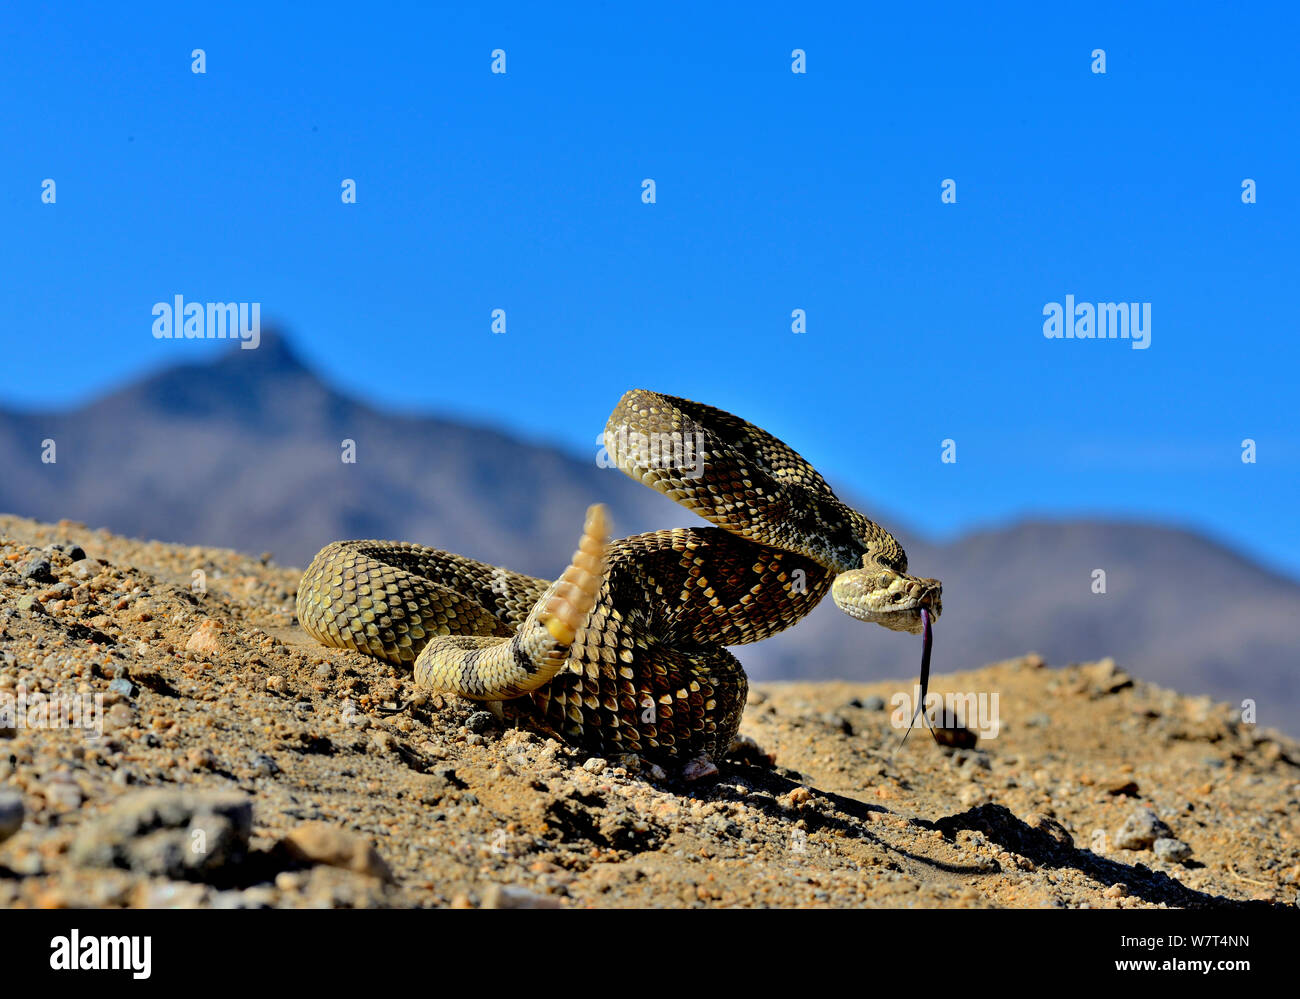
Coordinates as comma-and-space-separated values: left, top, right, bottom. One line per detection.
830, 558, 942, 634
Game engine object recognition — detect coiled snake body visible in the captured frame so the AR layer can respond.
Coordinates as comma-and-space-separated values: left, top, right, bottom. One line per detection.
297, 390, 942, 769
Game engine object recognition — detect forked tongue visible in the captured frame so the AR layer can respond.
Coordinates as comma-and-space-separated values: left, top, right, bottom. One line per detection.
892, 607, 934, 755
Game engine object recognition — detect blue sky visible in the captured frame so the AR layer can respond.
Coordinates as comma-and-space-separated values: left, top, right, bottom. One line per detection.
3, 2, 1298, 575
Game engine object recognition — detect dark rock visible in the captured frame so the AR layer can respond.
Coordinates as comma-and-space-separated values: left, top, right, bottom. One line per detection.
932, 724, 979, 750
0, 791, 23, 842
465, 710, 499, 734
1103, 778, 1140, 797
724, 733, 776, 769
19, 558, 55, 584
70, 790, 253, 882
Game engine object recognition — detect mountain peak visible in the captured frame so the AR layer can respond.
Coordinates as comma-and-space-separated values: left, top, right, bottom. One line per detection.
216, 325, 311, 375
84, 326, 331, 426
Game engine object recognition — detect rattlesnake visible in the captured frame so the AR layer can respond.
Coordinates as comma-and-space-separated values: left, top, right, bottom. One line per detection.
296, 389, 942, 771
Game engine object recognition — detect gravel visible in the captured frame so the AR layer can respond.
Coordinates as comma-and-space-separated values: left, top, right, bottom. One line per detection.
0, 513, 1295, 909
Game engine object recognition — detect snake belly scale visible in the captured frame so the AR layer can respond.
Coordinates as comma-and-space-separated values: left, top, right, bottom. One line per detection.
296, 389, 942, 767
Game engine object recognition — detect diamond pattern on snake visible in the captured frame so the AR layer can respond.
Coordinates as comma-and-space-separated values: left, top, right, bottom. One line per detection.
297, 389, 942, 775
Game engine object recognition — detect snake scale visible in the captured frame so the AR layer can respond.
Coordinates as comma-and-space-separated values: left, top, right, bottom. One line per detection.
297, 389, 942, 772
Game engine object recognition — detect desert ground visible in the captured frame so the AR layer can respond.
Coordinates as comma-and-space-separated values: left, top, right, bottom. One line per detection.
0, 514, 1295, 909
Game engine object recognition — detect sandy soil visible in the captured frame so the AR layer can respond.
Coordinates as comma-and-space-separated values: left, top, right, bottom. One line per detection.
0, 514, 1296, 909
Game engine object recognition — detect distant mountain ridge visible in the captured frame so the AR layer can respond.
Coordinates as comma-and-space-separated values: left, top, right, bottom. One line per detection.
2, 333, 1296, 732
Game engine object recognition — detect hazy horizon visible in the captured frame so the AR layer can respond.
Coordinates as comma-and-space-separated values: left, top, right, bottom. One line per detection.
3, 330, 1298, 588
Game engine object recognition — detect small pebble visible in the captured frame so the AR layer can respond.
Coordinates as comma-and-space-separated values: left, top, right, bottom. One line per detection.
1025, 712, 1052, 727
20, 558, 55, 584
480, 884, 562, 909
0, 792, 24, 842
45, 779, 83, 810
681, 756, 718, 781
1113, 808, 1173, 850
1153, 837, 1193, 864
279, 822, 394, 882
1103, 778, 1140, 796
16, 594, 46, 615
247, 753, 281, 778
70, 559, 97, 579
465, 711, 498, 734
184, 619, 225, 657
